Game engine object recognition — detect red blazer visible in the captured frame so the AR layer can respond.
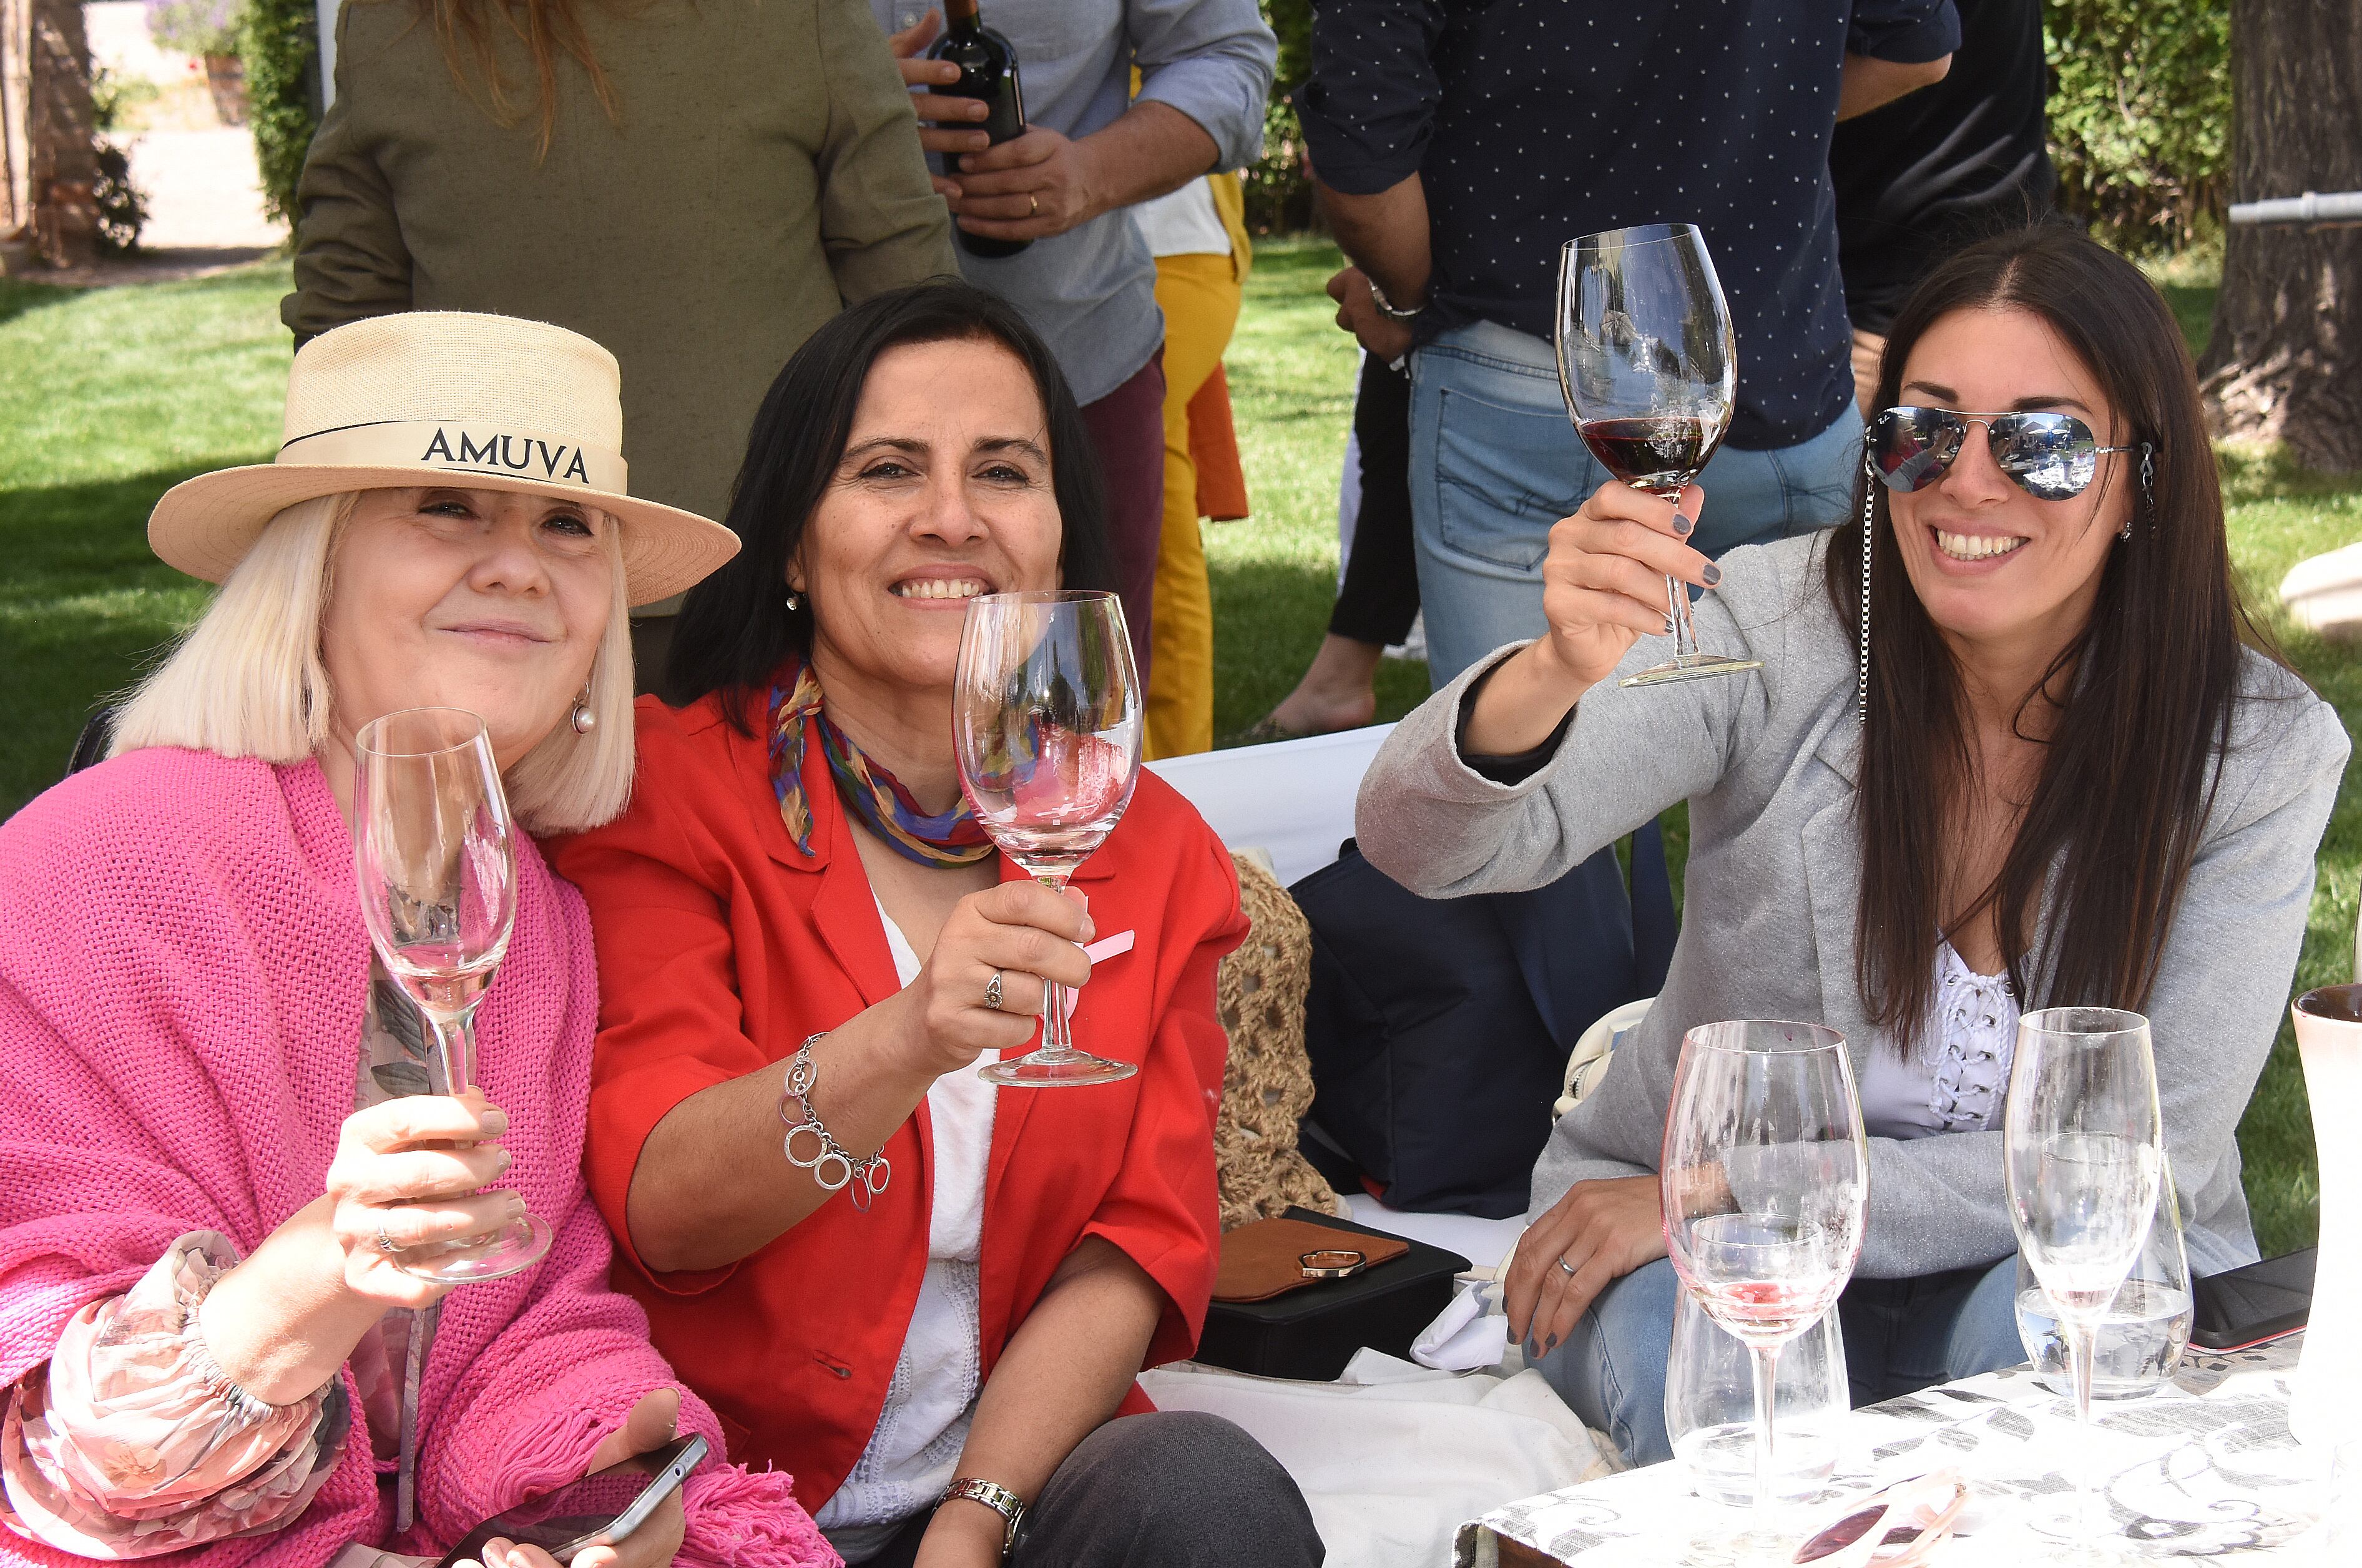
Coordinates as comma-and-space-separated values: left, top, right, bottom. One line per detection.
550, 686, 1246, 1511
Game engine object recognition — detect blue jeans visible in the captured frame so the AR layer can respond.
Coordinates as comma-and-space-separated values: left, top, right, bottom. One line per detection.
1406, 320, 1865, 687
1536, 1255, 2024, 1466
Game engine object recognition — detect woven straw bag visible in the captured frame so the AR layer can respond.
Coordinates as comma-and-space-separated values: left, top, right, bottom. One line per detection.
1214, 855, 1350, 1230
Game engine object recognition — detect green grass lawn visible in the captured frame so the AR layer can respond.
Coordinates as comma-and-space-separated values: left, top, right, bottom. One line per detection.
3, 243, 2356, 1255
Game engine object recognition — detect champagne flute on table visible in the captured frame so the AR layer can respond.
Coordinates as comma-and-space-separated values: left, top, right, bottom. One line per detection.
1557, 223, 1762, 686
953, 590, 1144, 1087
353, 706, 552, 1282
1662, 1021, 1868, 1555
2005, 1008, 2165, 1560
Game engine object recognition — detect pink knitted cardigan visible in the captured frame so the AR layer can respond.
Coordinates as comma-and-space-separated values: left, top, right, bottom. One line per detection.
0, 748, 837, 1568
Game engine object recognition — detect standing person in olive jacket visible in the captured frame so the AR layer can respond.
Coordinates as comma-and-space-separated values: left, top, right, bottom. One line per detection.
285, 0, 958, 680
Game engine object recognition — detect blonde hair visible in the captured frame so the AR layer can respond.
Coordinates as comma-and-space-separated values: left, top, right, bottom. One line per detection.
111, 491, 639, 835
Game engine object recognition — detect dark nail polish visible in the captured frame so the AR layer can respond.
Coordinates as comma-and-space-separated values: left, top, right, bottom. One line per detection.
1703, 563, 1722, 587
1673, 513, 1694, 537
1542, 1333, 1559, 1355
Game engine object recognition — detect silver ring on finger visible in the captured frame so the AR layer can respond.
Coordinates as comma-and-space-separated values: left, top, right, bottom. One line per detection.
984, 969, 1005, 1011
1556, 1253, 1580, 1279
376, 1222, 400, 1255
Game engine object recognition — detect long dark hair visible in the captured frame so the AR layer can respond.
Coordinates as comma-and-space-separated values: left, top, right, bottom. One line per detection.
1825, 225, 2281, 1052
665, 279, 1116, 719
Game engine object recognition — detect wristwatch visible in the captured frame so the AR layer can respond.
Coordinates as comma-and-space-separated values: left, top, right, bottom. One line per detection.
942, 1476, 1026, 1559
1366, 277, 1426, 322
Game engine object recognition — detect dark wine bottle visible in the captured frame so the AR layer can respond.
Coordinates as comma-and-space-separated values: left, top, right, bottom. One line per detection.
924, 0, 1031, 260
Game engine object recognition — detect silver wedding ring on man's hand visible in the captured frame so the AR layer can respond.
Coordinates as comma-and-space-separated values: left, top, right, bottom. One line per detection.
983, 969, 1006, 1011
1556, 1254, 1580, 1279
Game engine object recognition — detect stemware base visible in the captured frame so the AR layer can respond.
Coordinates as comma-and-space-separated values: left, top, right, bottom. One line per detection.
1621, 652, 1766, 687
2019, 1499, 2141, 1566
395, 1212, 554, 1283
979, 1050, 1139, 1087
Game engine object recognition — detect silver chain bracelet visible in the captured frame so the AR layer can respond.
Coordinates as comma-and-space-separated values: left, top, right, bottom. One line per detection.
779, 1032, 891, 1211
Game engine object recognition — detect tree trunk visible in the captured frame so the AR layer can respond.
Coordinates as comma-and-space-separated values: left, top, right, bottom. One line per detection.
2199, 0, 2362, 471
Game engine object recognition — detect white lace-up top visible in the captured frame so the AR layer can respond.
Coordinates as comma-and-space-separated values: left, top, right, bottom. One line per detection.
1857, 943, 2022, 1140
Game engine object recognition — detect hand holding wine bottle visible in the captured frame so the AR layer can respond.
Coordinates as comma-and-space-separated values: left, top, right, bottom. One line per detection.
892, 1, 1049, 258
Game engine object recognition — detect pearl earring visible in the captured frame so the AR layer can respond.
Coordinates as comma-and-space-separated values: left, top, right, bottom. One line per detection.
571, 694, 596, 735
785, 588, 803, 613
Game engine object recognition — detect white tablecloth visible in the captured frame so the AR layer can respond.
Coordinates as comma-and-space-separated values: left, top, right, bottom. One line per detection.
1458, 1337, 2343, 1566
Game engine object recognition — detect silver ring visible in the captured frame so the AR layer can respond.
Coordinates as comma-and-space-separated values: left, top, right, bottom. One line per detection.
1556, 1254, 1579, 1279
376, 1222, 399, 1255
984, 970, 1005, 1011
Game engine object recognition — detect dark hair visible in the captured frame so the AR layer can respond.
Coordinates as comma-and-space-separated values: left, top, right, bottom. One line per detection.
664, 279, 1117, 718
1825, 225, 2281, 1052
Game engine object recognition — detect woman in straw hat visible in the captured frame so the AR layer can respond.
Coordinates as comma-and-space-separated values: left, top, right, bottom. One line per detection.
0, 313, 833, 1567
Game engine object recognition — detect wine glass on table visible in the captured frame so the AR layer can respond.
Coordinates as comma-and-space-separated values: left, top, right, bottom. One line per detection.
353, 706, 552, 1281
2005, 1007, 2164, 1560
953, 590, 1144, 1087
1662, 1021, 1868, 1555
1557, 223, 1762, 686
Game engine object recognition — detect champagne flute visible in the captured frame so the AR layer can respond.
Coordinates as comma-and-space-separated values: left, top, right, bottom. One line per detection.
953, 590, 1144, 1087
353, 706, 552, 1281
2004, 1007, 2164, 1558
1662, 1021, 1868, 1553
1557, 223, 1762, 686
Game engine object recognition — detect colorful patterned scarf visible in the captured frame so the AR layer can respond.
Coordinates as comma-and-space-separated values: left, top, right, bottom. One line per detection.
769, 662, 996, 868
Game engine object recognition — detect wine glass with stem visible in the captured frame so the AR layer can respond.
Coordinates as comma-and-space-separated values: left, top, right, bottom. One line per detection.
353, 706, 553, 1282
1557, 223, 1762, 686
953, 590, 1144, 1087
1662, 1020, 1868, 1555
2004, 1007, 2164, 1560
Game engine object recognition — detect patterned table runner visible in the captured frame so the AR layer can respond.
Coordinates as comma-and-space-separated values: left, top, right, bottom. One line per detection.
1458, 1338, 2334, 1566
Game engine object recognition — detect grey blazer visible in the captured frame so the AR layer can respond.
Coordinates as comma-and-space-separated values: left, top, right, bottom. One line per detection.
1356, 532, 2348, 1278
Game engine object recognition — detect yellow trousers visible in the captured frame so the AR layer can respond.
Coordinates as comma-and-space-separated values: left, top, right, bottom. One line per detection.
1146, 250, 1242, 759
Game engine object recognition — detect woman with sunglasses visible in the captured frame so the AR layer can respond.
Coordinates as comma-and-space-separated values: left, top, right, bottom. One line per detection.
1351, 224, 2345, 1464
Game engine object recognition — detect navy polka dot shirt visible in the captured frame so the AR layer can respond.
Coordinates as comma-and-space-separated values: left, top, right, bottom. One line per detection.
1300, 0, 1960, 451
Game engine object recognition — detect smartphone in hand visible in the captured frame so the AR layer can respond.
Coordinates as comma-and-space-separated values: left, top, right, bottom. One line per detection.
435, 1434, 708, 1567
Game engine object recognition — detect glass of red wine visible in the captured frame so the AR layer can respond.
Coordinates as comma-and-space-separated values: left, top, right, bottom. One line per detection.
1664, 1021, 1868, 1557
1556, 223, 1762, 686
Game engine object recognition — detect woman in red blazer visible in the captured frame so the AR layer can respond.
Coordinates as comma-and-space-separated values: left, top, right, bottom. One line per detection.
551, 282, 1323, 1568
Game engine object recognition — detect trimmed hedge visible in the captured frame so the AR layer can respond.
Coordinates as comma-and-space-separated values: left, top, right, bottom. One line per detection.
240, 0, 319, 233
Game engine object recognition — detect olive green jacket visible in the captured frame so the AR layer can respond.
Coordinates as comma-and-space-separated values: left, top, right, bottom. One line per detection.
285, 0, 956, 534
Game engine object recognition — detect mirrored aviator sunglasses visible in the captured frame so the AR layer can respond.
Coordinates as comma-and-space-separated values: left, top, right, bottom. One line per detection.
1870, 406, 2143, 502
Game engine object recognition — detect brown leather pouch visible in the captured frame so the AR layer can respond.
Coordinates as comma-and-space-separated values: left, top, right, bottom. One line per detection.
1213, 1217, 1411, 1303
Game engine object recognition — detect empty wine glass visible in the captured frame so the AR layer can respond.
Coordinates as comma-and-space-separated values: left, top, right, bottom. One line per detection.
2005, 1007, 2164, 1558
353, 707, 552, 1281
953, 590, 1144, 1087
2016, 1149, 2190, 1401
1557, 223, 1762, 687
1662, 1021, 1868, 1555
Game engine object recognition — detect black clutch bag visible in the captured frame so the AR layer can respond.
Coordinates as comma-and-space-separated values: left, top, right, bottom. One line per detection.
1194, 1207, 1471, 1381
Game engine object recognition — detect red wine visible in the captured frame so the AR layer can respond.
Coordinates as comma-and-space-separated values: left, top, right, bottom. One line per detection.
926, 0, 1031, 260
1577, 416, 1715, 496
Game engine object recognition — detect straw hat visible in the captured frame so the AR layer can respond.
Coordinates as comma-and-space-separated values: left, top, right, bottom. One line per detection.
148, 311, 740, 607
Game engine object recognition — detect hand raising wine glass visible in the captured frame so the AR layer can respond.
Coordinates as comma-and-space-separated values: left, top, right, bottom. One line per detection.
953, 591, 1143, 1087
1662, 1020, 1868, 1556
1557, 223, 1762, 686
353, 706, 552, 1282
2005, 1007, 2164, 1560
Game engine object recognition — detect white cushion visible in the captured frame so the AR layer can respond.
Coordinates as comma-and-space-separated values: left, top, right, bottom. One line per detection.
1145, 724, 1396, 888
